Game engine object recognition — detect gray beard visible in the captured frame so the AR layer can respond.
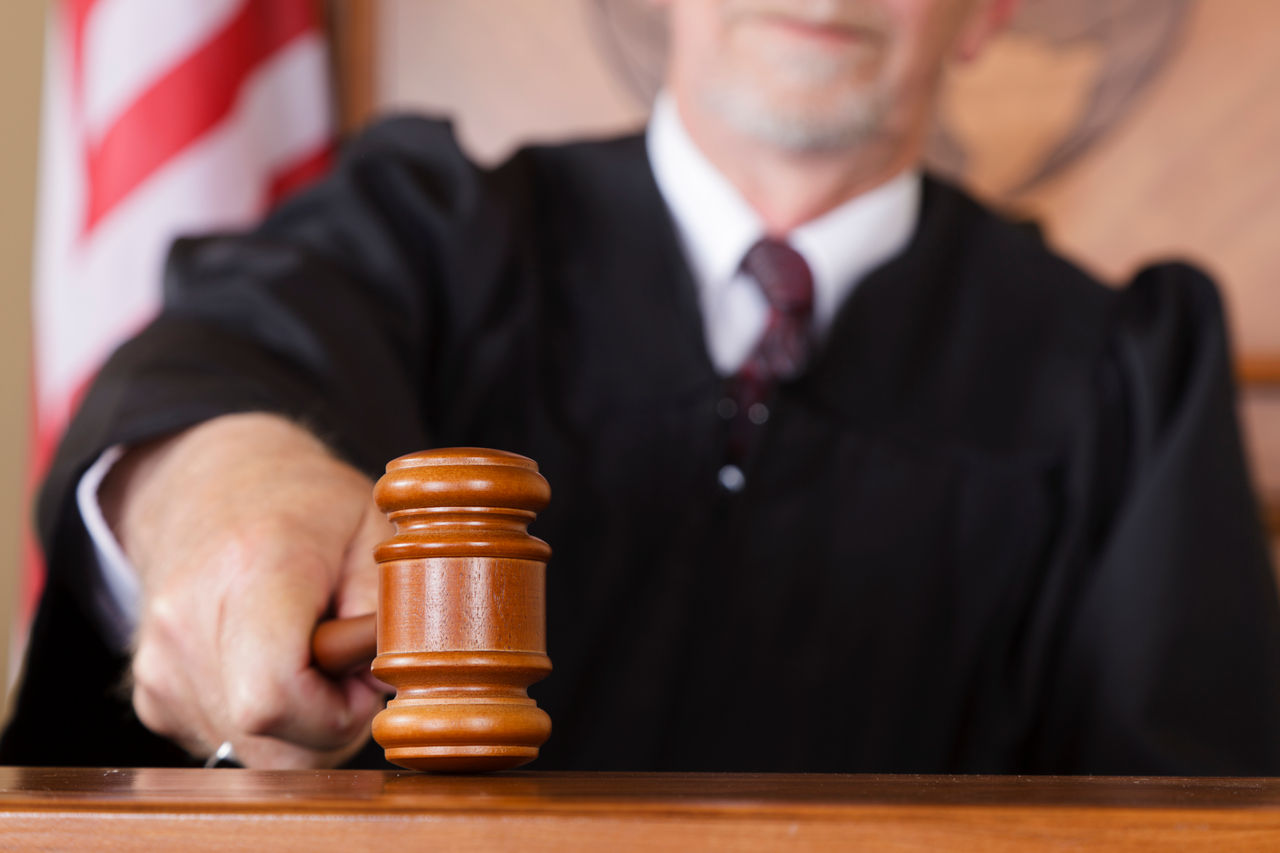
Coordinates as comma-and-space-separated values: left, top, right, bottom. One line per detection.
701, 82, 890, 153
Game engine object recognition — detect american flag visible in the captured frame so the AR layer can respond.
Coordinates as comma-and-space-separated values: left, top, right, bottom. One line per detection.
22, 0, 335, 647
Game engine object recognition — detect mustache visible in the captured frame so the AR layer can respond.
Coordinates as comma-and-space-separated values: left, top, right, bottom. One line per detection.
721, 0, 893, 35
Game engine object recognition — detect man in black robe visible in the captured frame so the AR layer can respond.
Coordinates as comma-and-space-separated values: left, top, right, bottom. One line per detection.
4, 0, 1279, 773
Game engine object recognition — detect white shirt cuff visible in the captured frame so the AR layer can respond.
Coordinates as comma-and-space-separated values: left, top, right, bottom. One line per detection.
75, 445, 142, 649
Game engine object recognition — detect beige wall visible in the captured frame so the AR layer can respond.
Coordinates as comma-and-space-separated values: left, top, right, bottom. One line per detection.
376, 0, 647, 163
0, 3, 44, 704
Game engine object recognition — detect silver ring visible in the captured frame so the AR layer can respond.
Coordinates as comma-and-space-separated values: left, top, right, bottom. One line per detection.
204, 740, 239, 769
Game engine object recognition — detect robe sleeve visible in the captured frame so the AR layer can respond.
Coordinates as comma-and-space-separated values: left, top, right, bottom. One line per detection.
1035, 262, 1280, 774
1, 119, 488, 766
34, 118, 489, 608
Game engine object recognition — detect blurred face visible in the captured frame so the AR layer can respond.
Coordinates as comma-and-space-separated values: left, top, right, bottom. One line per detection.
666, 0, 992, 153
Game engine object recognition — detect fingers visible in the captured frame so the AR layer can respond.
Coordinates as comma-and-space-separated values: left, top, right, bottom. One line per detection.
221, 547, 374, 751
132, 532, 382, 766
131, 607, 218, 758
330, 499, 395, 696
116, 413, 389, 768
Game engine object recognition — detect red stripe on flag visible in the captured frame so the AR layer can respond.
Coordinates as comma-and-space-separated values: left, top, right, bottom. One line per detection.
67, 0, 101, 113
82, 0, 320, 234
267, 143, 332, 206
20, 288, 163, 631
19, 369, 96, 629
19, 372, 51, 630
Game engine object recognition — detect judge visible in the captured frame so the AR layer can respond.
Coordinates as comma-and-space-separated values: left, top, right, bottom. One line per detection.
4, 0, 1279, 773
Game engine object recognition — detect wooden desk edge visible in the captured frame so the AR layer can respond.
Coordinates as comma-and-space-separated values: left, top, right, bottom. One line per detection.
4, 770, 1280, 852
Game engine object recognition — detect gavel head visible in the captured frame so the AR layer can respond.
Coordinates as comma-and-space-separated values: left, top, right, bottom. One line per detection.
370, 447, 552, 772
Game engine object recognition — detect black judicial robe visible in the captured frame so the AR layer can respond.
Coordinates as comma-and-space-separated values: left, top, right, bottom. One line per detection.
4, 117, 1279, 774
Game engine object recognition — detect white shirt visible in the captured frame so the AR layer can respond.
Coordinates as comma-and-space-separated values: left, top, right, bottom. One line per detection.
646, 92, 920, 374
79, 98, 922, 645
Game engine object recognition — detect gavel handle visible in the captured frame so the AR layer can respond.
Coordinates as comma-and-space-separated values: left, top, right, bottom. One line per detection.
311, 613, 377, 678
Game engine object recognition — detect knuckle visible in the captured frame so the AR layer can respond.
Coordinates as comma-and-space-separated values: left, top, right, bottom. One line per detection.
226, 683, 289, 738
129, 638, 168, 696
142, 591, 186, 636
130, 686, 160, 730
130, 675, 175, 738
130, 643, 195, 745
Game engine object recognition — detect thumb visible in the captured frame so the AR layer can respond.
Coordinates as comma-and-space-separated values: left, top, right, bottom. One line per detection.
329, 499, 394, 695
334, 497, 392, 620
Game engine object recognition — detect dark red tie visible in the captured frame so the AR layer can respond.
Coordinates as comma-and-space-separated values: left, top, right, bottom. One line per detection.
722, 238, 815, 475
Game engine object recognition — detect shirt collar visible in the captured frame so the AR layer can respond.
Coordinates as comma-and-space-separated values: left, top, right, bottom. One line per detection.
646, 92, 921, 335
647, 93, 762, 301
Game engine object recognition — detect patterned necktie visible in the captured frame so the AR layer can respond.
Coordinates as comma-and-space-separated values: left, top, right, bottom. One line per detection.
722, 238, 815, 472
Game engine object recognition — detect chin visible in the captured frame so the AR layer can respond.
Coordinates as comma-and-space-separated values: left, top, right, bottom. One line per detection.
702, 80, 890, 153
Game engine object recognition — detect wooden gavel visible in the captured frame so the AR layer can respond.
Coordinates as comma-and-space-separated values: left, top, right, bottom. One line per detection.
310, 447, 552, 772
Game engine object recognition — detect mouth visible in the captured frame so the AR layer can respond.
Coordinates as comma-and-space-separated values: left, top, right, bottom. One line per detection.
747, 12, 886, 50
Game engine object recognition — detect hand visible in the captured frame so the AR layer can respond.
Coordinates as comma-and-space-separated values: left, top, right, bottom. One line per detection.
101, 412, 391, 768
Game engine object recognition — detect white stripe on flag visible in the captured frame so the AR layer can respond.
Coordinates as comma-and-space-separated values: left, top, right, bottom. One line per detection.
18, 0, 335, 690
33, 29, 332, 424
82, 0, 246, 142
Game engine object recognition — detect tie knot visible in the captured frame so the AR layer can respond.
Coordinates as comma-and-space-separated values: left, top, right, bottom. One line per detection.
742, 238, 814, 317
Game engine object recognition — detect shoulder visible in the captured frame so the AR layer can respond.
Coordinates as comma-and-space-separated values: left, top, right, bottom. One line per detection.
326, 115, 490, 219
337, 115, 648, 197
923, 176, 1113, 335
1104, 261, 1235, 444
302, 116, 651, 264
922, 176, 1226, 346
899, 177, 1229, 449
910, 178, 1114, 427
343, 113, 466, 156
1111, 260, 1225, 345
